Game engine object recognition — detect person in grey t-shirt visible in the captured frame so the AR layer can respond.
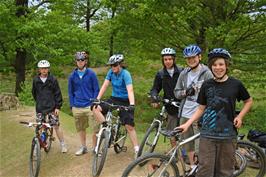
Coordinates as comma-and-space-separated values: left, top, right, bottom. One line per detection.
174, 44, 213, 169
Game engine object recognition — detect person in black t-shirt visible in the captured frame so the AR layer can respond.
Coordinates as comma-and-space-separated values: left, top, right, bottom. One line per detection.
177, 48, 253, 177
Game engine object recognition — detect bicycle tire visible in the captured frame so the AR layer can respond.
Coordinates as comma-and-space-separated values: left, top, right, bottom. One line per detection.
122, 153, 180, 177
114, 123, 127, 153
92, 130, 110, 177
236, 140, 266, 177
233, 150, 247, 176
29, 137, 41, 177
137, 121, 160, 157
44, 127, 53, 153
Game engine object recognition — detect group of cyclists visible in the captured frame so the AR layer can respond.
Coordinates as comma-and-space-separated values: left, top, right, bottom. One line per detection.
32, 44, 253, 177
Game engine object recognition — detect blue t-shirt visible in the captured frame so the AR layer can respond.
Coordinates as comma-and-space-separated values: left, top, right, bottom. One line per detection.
105, 69, 132, 99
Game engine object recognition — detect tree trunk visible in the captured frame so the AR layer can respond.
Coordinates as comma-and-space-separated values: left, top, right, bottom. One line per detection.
15, 49, 26, 95
15, 0, 28, 95
109, 9, 116, 57
86, 0, 91, 32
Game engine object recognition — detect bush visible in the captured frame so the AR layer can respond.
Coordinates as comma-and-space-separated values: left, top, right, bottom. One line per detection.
18, 81, 35, 106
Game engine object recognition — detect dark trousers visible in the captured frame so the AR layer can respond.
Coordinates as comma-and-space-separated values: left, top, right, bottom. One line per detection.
196, 137, 236, 177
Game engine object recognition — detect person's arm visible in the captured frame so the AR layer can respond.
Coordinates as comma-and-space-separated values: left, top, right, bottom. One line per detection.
150, 72, 162, 99
32, 79, 36, 101
234, 97, 253, 128
53, 78, 63, 116
127, 84, 135, 105
177, 105, 206, 132
97, 79, 110, 99
174, 72, 187, 100
68, 75, 74, 109
92, 72, 100, 99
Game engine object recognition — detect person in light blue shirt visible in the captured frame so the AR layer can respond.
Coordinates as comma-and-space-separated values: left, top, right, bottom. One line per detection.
68, 51, 100, 156
92, 54, 139, 158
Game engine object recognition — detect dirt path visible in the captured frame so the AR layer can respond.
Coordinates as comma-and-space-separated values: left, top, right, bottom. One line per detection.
5, 106, 135, 177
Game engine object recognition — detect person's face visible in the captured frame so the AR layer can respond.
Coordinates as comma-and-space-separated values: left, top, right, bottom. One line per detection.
186, 55, 201, 68
39, 68, 49, 77
110, 63, 120, 73
163, 55, 174, 69
211, 58, 227, 78
76, 59, 87, 70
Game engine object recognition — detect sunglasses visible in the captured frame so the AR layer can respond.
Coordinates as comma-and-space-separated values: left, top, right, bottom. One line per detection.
76, 59, 85, 62
111, 63, 119, 67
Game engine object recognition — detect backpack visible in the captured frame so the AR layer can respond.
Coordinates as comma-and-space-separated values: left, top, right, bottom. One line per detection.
247, 129, 266, 148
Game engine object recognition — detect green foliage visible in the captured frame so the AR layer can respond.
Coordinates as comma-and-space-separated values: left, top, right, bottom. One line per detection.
17, 80, 34, 106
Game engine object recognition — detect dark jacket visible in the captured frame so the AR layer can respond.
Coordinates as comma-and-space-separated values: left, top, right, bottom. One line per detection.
32, 73, 63, 113
150, 65, 183, 115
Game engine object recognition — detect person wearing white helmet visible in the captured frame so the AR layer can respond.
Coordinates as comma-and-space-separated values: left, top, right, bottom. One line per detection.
68, 51, 100, 156
174, 44, 213, 169
32, 60, 67, 153
92, 54, 139, 158
150, 47, 183, 147
177, 48, 253, 177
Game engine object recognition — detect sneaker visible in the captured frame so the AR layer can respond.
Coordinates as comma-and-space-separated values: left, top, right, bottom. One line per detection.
61, 144, 68, 153
75, 146, 88, 156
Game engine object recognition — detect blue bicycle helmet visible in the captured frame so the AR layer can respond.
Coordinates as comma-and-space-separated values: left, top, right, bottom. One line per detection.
183, 45, 202, 58
208, 48, 231, 61
107, 54, 124, 65
75, 51, 87, 60
161, 48, 176, 57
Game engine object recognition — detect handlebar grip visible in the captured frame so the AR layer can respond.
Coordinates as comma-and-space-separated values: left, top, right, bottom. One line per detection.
19, 121, 29, 125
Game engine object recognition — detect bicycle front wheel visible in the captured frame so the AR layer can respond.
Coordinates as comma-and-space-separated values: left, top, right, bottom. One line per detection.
236, 140, 266, 177
137, 121, 160, 158
122, 153, 180, 177
92, 130, 110, 177
29, 137, 41, 177
114, 123, 127, 153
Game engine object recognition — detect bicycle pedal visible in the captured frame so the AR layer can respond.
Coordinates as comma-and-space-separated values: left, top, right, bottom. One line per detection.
122, 146, 127, 152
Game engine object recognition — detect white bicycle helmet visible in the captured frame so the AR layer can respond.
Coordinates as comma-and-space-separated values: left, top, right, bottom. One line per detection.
161, 48, 176, 56
37, 60, 50, 68
107, 54, 124, 65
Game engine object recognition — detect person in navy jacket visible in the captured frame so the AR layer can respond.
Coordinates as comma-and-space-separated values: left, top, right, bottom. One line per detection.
68, 51, 100, 155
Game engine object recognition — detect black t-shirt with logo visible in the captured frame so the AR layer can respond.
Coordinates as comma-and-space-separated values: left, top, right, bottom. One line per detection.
197, 77, 250, 139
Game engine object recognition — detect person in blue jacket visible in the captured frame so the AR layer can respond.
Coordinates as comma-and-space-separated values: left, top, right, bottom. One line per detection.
68, 51, 100, 156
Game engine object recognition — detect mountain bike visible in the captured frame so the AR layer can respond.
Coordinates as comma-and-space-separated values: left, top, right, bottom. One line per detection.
91, 99, 128, 177
236, 134, 266, 177
122, 129, 247, 177
19, 113, 57, 177
137, 98, 180, 158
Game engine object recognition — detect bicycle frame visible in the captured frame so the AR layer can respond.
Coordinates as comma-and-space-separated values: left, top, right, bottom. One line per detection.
160, 133, 200, 176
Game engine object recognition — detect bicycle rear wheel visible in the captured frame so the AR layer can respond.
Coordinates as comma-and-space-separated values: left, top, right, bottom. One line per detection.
92, 130, 110, 177
236, 140, 266, 177
29, 137, 41, 177
137, 121, 160, 158
122, 153, 180, 177
44, 127, 53, 153
114, 123, 127, 153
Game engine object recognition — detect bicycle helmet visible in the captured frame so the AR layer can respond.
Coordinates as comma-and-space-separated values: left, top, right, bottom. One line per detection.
37, 60, 50, 68
75, 51, 88, 60
208, 48, 231, 61
183, 45, 201, 58
161, 48, 176, 57
107, 54, 124, 65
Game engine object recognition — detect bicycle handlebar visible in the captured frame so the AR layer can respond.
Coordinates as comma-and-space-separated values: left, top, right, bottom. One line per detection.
91, 99, 133, 111
19, 121, 52, 128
